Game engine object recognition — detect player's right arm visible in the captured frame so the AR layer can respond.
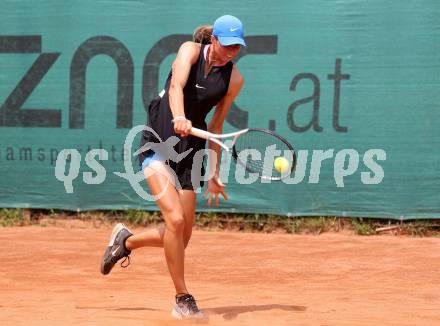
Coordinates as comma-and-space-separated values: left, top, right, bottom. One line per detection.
169, 41, 200, 137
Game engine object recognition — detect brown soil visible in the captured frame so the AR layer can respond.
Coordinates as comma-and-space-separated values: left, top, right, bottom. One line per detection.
1, 222, 439, 325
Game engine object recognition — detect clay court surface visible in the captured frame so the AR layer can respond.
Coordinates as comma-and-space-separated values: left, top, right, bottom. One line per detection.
1, 221, 439, 326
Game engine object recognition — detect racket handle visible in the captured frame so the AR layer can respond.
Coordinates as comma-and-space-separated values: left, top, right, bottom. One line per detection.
190, 127, 211, 140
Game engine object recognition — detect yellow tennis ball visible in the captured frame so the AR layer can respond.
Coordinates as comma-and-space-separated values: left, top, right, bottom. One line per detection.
274, 156, 289, 173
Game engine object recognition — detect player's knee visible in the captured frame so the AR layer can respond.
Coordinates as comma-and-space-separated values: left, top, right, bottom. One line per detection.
167, 216, 186, 234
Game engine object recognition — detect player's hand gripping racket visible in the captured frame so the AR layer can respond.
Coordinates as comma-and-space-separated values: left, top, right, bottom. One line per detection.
190, 127, 297, 181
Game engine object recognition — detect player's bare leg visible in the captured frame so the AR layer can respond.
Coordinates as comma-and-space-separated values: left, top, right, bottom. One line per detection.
143, 162, 188, 295
125, 227, 165, 248
124, 190, 196, 250
178, 190, 196, 248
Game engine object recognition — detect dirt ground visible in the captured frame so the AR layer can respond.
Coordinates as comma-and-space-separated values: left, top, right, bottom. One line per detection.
1, 221, 439, 326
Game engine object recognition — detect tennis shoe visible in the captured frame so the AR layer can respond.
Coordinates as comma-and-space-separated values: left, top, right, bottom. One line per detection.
171, 294, 207, 321
100, 223, 133, 275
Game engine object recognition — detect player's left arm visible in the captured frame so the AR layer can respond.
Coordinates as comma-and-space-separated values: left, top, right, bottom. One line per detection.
207, 65, 244, 177
208, 65, 244, 134
204, 65, 243, 207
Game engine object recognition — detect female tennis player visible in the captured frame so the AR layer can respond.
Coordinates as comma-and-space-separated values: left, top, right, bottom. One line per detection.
101, 15, 245, 320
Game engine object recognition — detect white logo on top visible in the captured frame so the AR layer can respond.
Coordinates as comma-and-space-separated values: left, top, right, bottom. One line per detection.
112, 246, 120, 256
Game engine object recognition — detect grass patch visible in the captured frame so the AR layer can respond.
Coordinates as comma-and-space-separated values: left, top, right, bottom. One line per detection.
1, 208, 439, 237
352, 218, 377, 236
108, 209, 163, 226
197, 214, 344, 234
402, 220, 439, 237
0, 208, 23, 226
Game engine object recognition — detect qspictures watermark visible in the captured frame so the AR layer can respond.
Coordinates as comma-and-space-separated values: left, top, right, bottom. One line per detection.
54, 125, 386, 201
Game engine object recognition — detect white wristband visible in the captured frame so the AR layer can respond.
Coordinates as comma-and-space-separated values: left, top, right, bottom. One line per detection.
172, 116, 186, 123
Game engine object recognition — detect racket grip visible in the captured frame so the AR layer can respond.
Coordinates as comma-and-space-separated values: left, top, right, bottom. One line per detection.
190, 127, 211, 140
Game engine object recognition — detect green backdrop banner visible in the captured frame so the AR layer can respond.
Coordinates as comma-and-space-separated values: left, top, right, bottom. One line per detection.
1, 0, 439, 219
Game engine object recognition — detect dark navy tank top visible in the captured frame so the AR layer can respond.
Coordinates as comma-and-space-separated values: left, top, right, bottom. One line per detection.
139, 44, 233, 173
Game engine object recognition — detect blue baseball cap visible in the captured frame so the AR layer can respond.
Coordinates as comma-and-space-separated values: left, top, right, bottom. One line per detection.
212, 15, 246, 46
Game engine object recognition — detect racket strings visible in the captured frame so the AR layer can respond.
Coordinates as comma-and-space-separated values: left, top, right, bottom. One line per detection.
233, 130, 294, 179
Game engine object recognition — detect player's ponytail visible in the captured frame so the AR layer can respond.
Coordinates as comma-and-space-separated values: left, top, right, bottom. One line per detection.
193, 25, 213, 44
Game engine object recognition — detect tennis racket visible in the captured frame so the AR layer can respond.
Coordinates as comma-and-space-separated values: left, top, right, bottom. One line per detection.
190, 127, 296, 181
